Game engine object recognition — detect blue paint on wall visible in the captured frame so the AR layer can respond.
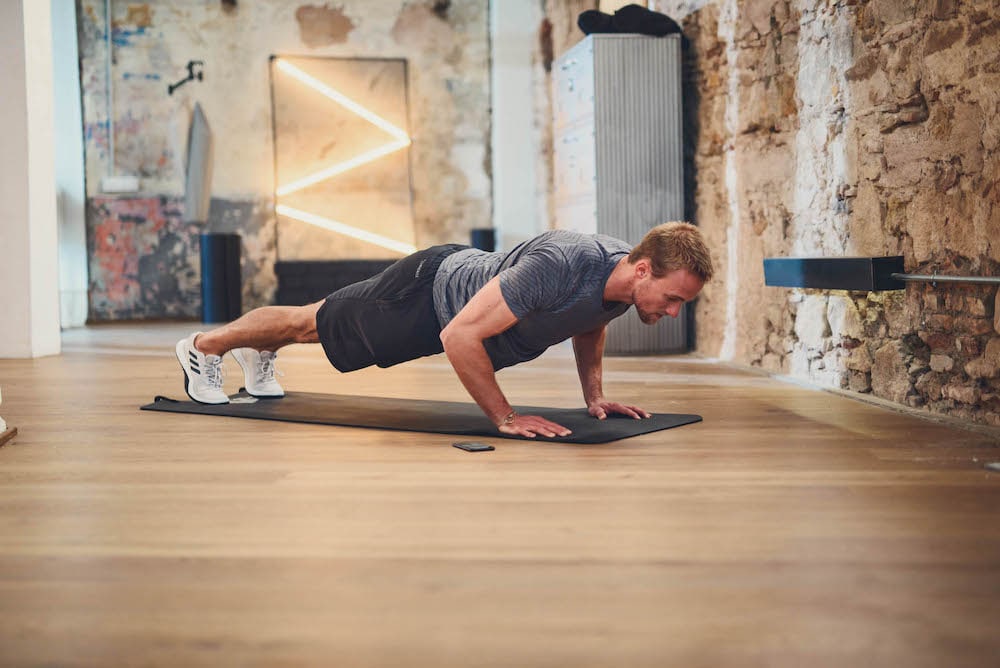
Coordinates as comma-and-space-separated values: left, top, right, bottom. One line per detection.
112, 26, 147, 47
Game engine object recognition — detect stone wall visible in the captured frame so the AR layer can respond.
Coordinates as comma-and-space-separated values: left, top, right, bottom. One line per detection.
656, 0, 1000, 427
78, 0, 490, 319
844, 0, 1000, 425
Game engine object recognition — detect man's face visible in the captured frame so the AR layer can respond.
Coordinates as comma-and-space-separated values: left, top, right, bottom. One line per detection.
631, 266, 704, 324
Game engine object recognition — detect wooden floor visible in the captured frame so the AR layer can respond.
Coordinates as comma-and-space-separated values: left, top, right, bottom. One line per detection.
1, 323, 999, 667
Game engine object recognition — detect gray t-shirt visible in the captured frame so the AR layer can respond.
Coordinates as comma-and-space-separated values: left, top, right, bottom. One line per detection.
433, 230, 632, 370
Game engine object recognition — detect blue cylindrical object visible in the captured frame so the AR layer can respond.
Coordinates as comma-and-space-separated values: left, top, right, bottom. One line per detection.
470, 228, 495, 252
200, 233, 242, 323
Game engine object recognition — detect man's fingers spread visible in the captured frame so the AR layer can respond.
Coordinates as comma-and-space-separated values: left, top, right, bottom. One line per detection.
527, 425, 555, 438
613, 404, 640, 419
538, 418, 568, 431
615, 404, 650, 419
503, 418, 570, 438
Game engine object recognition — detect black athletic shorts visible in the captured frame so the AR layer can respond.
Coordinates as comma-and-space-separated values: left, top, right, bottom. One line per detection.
315, 244, 468, 372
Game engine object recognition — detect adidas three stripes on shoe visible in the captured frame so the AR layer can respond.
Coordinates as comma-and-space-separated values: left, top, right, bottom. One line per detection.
175, 332, 229, 404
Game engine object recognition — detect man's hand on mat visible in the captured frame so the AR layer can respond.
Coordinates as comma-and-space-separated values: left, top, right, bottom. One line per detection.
587, 400, 651, 420
499, 414, 572, 439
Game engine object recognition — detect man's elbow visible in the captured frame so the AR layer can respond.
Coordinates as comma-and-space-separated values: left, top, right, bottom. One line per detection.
439, 322, 462, 352
440, 322, 484, 354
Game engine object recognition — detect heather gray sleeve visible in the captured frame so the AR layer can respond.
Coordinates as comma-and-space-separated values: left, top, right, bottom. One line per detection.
498, 245, 575, 319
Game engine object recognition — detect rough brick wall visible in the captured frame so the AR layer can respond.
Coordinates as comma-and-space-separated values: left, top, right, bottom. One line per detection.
657, 0, 1000, 427
676, 2, 731, 352
845, 0, 1000, 425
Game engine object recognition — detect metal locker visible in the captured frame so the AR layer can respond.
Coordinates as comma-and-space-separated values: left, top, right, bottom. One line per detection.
551, 34, 686, 354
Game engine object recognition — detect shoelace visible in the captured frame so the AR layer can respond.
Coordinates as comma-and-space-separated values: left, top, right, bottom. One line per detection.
257, 352, 282, 384
204, 355, 224, 389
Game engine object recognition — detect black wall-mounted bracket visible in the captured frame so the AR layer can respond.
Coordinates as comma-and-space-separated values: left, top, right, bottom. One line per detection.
168, 60, 205, 95
763, 256, 1000, 291
763, 256, 907, 291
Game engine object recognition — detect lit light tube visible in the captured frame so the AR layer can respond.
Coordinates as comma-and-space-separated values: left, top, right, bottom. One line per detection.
275, 59, 410, 141
276, 204, 416, 255
276, 138, 410, 196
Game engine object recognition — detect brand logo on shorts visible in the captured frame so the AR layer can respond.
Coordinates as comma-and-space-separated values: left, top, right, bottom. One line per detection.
415, 259, 427, 278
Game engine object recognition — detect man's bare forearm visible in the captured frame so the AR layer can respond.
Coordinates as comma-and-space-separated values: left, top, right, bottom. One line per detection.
442, 334, 512, 425
572, 327, 606, 405
572, 326, 650, 421
437, 277, 571, 438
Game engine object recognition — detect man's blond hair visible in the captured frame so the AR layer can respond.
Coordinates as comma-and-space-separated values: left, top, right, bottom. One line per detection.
628, 222, 714, 282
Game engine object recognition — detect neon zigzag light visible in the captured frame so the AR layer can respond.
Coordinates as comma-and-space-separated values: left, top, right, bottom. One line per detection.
274, 59, 414, 254
276, 205, 416, 255
276, 138, 410, 197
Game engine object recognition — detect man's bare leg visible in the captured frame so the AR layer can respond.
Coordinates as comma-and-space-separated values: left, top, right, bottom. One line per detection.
194, 301, 324, 356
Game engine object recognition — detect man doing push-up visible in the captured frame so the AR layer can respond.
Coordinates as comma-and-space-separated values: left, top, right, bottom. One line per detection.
175, 222, 713, 439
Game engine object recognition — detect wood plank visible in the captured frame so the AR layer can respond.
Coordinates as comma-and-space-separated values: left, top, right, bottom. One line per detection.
0, 322, 998, 667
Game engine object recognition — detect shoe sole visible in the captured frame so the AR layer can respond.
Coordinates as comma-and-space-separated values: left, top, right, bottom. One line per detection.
231, 349, 285, 398
175, 339, 229, 405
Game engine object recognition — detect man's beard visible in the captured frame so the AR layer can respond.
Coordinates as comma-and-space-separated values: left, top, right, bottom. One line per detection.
632, 289, 661, 324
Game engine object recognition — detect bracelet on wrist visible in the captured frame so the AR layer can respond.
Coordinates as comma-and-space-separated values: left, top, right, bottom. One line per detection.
499, 410, 517, 427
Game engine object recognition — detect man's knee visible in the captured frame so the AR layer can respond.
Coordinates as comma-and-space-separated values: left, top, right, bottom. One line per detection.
294, 301, 323, 344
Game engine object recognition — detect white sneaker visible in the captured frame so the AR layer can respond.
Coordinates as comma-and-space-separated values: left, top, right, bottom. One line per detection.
175, 333, 229, 404
231, 348, 285, 398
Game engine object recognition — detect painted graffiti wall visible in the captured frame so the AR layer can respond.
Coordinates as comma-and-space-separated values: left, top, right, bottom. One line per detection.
78, 0, 490, 319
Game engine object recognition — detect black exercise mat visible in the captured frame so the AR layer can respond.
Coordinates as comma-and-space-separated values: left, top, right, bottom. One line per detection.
140, 391, 701, 444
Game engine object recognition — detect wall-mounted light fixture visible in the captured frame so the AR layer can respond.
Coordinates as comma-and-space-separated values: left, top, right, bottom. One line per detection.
272, 58, 414, 255
276, 204, 416, 255
275, 138, 410, 197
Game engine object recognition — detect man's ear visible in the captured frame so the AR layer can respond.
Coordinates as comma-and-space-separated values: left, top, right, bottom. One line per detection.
634, 258, 650, 279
